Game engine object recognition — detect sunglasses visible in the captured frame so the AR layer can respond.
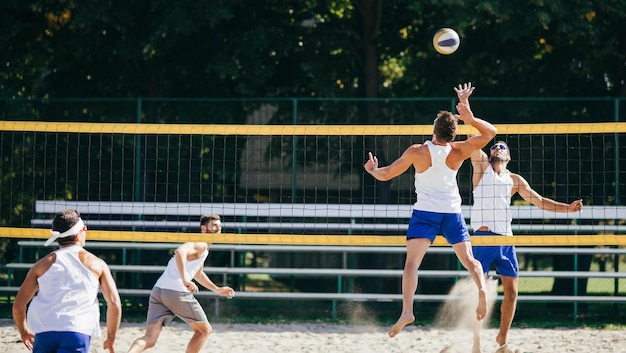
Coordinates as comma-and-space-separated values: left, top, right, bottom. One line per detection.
490, 143, 508, 150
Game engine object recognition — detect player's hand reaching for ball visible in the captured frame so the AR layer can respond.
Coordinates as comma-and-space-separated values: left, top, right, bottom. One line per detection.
455, 102, 475, 124
454, 82, 475, 104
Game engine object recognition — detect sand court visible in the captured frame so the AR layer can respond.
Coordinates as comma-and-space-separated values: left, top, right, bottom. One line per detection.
1, 318, 625, 353
2, 278, 623, 353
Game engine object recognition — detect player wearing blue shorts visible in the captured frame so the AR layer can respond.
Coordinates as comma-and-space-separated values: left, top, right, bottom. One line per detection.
13, 209, 121, 353
365, 82, 497, 338
469, 139, 583, 353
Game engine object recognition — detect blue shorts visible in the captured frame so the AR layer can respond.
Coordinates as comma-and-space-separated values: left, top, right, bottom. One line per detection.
472, 230, 519, 277
33, 331, 91, 353
406, 210, 470, 244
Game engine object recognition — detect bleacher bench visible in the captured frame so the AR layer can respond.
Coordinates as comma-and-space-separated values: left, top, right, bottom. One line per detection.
30, 200, 626, 233
6, 241, 626, 304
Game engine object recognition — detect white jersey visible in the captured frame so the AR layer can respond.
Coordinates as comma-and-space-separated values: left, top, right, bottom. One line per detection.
27, 245, 101, 337
413, 140, 462, 214
471, 163, 514, 235
154, 249, 208, 292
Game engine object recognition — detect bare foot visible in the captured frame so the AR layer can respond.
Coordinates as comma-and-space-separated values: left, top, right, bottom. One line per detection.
476, 288, 487, 320
496, 332, 506, 347
495, 344, 515, 353
388, 312, 415, 338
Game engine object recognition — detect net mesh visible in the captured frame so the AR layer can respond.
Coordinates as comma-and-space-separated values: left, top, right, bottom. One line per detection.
1, 120, 624, 246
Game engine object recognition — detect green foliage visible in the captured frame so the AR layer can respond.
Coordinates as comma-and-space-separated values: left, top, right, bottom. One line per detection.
2, 1, 624, 104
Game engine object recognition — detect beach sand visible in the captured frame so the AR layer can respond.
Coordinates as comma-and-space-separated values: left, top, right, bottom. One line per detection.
1, 319, 625, 353
2, 278, 622, 353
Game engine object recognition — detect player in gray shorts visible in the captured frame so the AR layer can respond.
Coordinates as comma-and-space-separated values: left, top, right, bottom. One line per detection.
146, 287, 208, 325
128, 214, 235, 353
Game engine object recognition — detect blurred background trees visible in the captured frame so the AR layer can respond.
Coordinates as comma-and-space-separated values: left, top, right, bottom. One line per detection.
2, 1, 624, 105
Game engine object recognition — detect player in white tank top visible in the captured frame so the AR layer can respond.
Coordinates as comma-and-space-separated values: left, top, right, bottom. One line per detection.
469, 141, 583, 351
12, 209, 121, 353
27, 245, 101, 337
471, 163, 514, 235
128, 214, 236, 353
154, 250, 208, 291
364, 82, 497, 339
413, 140, 462, 214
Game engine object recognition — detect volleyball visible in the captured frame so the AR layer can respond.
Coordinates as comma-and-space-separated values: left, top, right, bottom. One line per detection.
433, 28, 460, 55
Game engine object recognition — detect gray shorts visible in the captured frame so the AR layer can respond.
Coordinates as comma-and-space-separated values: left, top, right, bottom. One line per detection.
146, 287, 208, 326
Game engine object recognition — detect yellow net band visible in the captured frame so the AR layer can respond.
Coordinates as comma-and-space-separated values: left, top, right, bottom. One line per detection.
2, 121, 626, 135
4, 227, 626, 246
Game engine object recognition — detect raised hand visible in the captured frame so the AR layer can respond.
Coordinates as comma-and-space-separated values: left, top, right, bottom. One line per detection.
454, 82, 475, 104
363, 152, 379, 173
455, 102, 475, 123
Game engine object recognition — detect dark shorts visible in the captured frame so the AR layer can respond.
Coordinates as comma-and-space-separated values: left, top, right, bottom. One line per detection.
146, 286, 208, 326
33, 331, 91, 353
472, 230, 519, 277
406, 209, 470, 244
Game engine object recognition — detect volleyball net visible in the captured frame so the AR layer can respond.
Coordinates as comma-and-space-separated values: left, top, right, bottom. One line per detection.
1, 120, 625, 246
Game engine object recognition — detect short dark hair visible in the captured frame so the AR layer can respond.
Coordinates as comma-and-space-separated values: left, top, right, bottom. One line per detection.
52, 209, 81, 233
52, 209, 82, 245
200, 214, 221, 226
433, 111, 458, 143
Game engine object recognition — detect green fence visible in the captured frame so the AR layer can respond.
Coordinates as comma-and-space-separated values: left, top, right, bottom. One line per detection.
1, 96, 625, 125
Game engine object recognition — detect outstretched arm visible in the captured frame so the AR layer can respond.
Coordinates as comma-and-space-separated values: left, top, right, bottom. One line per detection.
512, 173, 584, 212
457, 83, 490, 187
451, 103, 497, 166
470, 147, 489, 190
364, 145, 422, 181
193, 269, 235, 299
455, 82, 496, 153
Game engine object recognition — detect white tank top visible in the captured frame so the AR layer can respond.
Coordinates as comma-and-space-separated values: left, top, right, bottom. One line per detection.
154, 249, 208, 291
471, 163, 514, 235
27, 246, 101, 337
413, 140, 462, 214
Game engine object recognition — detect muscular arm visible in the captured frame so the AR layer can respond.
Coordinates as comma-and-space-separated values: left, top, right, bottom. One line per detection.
470, 148, 489, 190
448, 103, 497, 169
175, 243, 205, 280
193, 259, 235, 298
512, 173, 583, 212
457, 82, 490, 185
193, 270, 220, 292
78, 250, 122, 352
364, 144, 426, 181
98, 260, 121, 351
174, 242, 208, 292
12, 255, 55, 350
